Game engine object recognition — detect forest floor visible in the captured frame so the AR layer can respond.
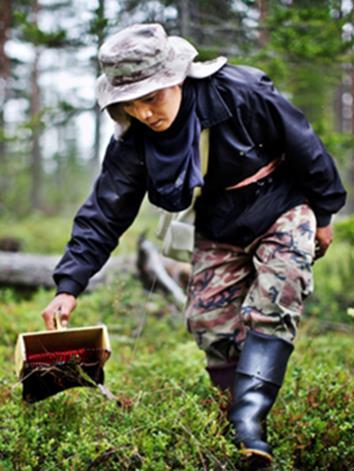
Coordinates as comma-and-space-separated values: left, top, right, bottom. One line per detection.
0, 271, 353, 470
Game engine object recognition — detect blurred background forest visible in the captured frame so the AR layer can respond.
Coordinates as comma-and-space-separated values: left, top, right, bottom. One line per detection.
0, 0, 353, 216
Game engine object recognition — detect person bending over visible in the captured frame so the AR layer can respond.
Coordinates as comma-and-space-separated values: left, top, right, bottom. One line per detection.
42, 23, 346, 466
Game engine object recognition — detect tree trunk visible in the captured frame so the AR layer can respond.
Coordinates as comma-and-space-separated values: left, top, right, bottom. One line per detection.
30, 1, 43, 211
30, 48, 42, 210
0, 0, 12, 190
335, 63, 354, 213
0, 251, 135, 290
0, 236, 190, 306
256, 0, 268, 48
179, 0, 191, 37
349, 63, 354, 213
92, 0, 105, 171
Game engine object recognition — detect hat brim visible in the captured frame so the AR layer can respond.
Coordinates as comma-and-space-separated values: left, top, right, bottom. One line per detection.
96, 36, 227, 110
188, 56, 227, 79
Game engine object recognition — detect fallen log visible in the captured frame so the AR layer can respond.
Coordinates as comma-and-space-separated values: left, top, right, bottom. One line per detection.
0, 238, 192, 308
136, 236, 190, 307
0, 251, 135, 291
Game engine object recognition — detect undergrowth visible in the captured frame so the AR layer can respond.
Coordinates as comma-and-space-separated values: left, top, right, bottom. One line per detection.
0, 199, 159, 255
0, 274, 353, 470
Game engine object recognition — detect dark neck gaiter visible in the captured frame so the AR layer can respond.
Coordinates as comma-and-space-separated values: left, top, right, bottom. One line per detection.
141, 80, 203, 212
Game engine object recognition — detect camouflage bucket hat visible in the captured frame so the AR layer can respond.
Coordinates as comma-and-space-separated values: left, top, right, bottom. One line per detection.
96, 23, 227, 110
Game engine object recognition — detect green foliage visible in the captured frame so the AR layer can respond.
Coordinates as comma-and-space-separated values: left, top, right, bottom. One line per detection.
266, 3, 353, 64
0, 276, 353, 469
239, 2, 353, 162
334, 214, 354, 245
0, 201, 159, 254
0, 215, 72, 254
272, 334, 354, 470
313, 125, 354, 167
13, 11, 68, 48
3, 0, 352, 217
0, 147, 93, 218
88, 4, 109, 39
304, 218, 354, 325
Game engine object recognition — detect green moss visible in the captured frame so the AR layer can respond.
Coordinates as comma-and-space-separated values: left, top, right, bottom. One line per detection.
0, 274, 353, 469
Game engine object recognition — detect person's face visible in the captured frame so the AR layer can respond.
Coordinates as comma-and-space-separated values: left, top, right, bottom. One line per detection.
122, 85, 182, 132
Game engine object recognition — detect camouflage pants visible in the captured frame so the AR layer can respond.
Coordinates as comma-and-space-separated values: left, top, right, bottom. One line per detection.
185, 204, 316, 367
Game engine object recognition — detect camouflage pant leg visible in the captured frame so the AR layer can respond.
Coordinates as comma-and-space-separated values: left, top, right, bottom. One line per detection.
185, 204, 316, 367
185, 238, 252, 368
241, 204, 316, 343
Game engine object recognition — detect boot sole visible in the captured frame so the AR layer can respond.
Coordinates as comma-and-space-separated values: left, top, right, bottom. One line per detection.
240, 445, 273, 463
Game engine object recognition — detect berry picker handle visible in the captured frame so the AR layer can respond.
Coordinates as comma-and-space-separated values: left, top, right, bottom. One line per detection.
54, 308, 67, 331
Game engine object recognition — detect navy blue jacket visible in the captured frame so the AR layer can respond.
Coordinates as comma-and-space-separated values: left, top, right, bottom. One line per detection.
54, 65, 346, 296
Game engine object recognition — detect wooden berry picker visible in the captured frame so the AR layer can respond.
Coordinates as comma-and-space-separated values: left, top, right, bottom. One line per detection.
15, 315, 111, 403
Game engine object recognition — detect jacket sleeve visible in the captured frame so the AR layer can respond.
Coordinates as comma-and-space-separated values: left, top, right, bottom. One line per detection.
53, 135, 147, 296
250, 74, 346, 227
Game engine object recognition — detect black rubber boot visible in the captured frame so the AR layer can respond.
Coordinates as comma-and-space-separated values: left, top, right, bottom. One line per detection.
206, 362, 237, 394
206, 361, 239, 439
206, 362, 238, 414
229, 331, 294, 466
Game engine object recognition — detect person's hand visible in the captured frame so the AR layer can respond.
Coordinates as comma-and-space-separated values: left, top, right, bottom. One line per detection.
41, 293, 77, 330
315, 225, 333, 259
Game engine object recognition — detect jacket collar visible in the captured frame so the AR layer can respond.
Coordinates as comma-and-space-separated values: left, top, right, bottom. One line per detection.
195, 76, 233, 128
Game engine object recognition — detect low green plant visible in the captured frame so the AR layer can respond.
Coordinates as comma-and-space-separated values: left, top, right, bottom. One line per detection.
0, 274, 353, 470
335, 214, 354, 246
0, 198, 159, 255
304, 217, 354, 325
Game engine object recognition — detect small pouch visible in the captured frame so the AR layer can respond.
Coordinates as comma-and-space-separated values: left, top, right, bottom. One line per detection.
156, 129, 209, 262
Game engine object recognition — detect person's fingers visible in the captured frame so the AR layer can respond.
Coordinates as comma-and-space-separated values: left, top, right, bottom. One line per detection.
58, 307, 70, 328
54, 302, 72, 328
314, 249, 324, 260
42, 308, 56, 330
315, 225, 333, 260
61, 296, 77, 326
41, 295, 77, 330
314, 239, 331, 259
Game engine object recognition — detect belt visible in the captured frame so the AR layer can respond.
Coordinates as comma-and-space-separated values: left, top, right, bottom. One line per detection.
226, 158, 282, 191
